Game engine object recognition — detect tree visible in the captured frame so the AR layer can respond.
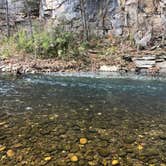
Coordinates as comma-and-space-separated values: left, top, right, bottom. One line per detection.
39, 0, 45, 19
80, 0, 89, 40
23, 0, 34, 40
5, 0, 10, 38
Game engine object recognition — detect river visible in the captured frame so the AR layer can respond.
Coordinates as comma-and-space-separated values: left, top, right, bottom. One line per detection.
0, 73, 166, 165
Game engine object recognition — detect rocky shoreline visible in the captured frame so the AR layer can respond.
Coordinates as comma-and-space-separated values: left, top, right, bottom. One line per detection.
0, 51, 166, 77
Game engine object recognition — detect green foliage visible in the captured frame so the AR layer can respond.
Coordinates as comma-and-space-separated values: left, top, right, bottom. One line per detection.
16, 30, 33, 53
33, 29, 78, 59
3, 27, 84, 59
0, 36, 17, 58
102, 45, 118, 56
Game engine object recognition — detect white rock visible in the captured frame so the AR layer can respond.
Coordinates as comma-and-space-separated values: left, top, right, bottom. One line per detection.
99, 65, 119, 72
156, 62, 166, 68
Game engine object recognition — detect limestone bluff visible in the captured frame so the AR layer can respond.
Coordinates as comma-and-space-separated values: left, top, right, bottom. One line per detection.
0, 0, 165, 39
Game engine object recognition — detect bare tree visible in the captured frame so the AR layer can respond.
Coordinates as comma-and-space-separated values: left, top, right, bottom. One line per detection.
5, 0, 10, 38
24, 0, 34, 40
100, 0, 112, 35
39, 0, 45, 20
80, 0, 89, 40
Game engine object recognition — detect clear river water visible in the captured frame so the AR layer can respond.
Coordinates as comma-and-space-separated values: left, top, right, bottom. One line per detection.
0, 73, 166, 165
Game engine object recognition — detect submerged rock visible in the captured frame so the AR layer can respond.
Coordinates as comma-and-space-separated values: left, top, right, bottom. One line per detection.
79, 138, 88, 145
98, 148, 110, 157
0, 145, 6, 152
141, 148, 159, 157
124, 136, 136, 144
7, 149, 15, 158
44, 156, 52, 161
112, 159, 119, 165
70, 155, 79, 162
159, 134, 166, 140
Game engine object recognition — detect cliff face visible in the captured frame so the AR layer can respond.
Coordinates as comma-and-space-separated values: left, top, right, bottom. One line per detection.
40, 0, 165, 38
41, 0, 122, 36
0, 0, 165, 40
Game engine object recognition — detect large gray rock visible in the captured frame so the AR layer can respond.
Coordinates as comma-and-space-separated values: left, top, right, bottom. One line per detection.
133, 55, 156, 68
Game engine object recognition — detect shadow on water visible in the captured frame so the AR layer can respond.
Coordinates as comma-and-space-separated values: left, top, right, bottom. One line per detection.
0, 73, 166, 165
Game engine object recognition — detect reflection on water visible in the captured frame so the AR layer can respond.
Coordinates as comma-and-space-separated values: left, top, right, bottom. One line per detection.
0, 74, 166, 165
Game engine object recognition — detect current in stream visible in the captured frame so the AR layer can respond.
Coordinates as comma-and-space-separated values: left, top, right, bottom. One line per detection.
0, 73, 166, 165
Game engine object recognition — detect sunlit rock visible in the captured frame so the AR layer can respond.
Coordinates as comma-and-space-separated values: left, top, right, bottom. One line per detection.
99, 65, 119, 72
0, 145, 6, 152
44, 156, 52, 161
112, 159, 120, 165
79, 138, 88, 145
70, 155, 78, 162
7, 149, 15, 158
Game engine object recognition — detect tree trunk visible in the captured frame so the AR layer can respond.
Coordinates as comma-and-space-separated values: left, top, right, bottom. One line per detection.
24, 0, 34, 41
39, 0, 45, 20
80, 0, 89, 41
5, 0, 10, 38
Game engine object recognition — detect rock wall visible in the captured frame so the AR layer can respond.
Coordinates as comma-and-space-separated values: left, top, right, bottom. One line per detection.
40, 0, 166, 38
0, 0, 165, 39
40, 0, 123, 36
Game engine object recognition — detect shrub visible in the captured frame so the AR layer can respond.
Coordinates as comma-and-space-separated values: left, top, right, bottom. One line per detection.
35, 30, 75, 59
16, 30, 34, 53
1, 27, 84, 59
0, 36, 17, 58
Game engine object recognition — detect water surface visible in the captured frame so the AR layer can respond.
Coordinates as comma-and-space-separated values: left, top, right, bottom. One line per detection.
0, 73, 166, 165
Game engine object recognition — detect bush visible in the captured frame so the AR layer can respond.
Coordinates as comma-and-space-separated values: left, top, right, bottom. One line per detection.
16, 30, 34, 53
13, 28, 82, 59
1, 28, 84, 59
0, 36, 17, 58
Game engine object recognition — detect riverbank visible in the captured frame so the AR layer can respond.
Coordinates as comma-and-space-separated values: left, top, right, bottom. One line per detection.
0, 48, 166, 76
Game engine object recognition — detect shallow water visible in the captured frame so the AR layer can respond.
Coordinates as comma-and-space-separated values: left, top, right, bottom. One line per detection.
0, 73, 166, 165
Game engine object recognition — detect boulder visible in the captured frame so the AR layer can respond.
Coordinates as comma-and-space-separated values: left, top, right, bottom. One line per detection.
133, 55, 156, 68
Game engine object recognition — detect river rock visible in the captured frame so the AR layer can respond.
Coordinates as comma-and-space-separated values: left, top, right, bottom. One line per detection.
161, 145, 166, 152
44, 156, 52, 161
70, 155, 79, 162
56, 159, 67, 165
112, 159, 119, 165
0, 145, 6, 152
97, 140, 108, 147
124, 136, 136, 144
141, 148, 158, 157
132, 55, 156, 68
98, 148, 110, 157
79, 138, 88, 145
7, 149, 15, 157
99, 65, 119, 72
159, 134, 166, 140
